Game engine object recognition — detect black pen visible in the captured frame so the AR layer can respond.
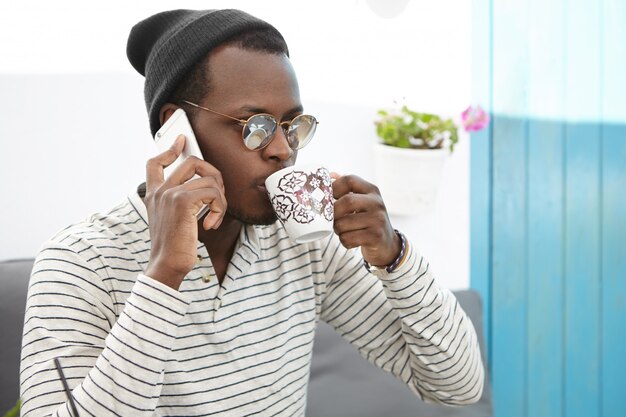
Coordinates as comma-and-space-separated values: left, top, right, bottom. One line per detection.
54, 358, 80, 417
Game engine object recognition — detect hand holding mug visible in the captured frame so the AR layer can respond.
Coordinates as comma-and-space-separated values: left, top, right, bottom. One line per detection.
331, 173, 401, 268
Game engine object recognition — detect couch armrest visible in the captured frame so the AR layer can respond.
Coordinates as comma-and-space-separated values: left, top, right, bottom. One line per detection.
0, 259, 34, 412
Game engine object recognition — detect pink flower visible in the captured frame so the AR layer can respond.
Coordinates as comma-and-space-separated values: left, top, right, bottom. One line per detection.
461, 105, 490, 132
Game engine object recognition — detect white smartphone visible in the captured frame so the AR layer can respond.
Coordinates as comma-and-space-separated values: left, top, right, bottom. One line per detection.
154, 108, 204, 179
154, 108, 209, 218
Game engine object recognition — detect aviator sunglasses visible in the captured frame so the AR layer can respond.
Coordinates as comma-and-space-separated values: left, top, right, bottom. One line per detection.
182, 100, 318, 151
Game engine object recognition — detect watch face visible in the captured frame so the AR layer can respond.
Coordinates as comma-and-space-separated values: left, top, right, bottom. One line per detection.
364, 261, 388, 277
364, 231, 407, 277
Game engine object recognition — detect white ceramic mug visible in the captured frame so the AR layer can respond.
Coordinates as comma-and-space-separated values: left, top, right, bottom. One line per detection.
265, 165, 335, 243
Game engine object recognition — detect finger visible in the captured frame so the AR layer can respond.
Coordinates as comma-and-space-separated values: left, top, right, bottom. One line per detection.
179, 187, 227, 230
163, 156, 225, 191
330, 171, 341, 180
333, 193, 367, 218
176, 177, 228, 229
333, 211, 370, 235
202, 190, 227, 230
332, 174, 378, 199
334, 192, 384, 219
334, 208, 382, 230
175, 172, 225, 193
146, 135, 186, 193
204, 209, 224, 230
335, 228, 371, 250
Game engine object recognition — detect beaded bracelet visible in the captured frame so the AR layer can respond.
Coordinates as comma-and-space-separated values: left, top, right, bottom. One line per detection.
364, 229, 408, 274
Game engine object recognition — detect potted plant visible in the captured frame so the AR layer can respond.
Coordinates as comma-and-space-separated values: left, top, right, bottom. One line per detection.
373, 104, 489, 215
376, 105, 460, 152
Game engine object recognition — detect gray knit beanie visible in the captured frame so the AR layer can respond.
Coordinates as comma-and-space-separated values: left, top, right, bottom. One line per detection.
127, 9, 288, 136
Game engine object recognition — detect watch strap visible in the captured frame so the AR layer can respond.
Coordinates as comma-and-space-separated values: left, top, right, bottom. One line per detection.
364, 229, 407, 274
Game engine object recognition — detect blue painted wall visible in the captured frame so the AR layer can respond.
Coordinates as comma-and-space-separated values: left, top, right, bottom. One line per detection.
471, 0, 626, 416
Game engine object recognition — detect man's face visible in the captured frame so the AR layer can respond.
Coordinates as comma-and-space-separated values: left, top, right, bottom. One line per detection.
190, 45, 302, 225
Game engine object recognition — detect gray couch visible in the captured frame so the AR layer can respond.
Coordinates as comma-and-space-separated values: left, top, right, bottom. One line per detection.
1, 258, 492, 416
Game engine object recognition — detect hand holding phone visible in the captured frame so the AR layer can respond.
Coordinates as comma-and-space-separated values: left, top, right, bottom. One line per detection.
145, 109, 227, 289
154, 109, 209, 217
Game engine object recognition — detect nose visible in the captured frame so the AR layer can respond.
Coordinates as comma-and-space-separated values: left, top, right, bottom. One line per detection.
262, 124, 294, 162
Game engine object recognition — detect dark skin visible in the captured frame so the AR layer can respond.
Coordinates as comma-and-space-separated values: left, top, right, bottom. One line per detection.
143, 45, 400, 290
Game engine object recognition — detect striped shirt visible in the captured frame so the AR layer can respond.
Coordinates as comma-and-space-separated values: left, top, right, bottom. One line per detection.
20, 192, 484, 416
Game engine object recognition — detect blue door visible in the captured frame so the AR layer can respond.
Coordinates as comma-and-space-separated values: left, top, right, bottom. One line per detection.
471, 0, 626, 416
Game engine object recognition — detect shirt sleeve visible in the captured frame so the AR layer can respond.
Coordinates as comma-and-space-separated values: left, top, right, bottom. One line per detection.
319, 235, 485, 405
19, 240, 190, 417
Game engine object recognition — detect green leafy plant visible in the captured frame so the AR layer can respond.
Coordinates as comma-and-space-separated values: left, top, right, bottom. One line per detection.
3, 399, 20, 417
375, 104, 490, 153
375, 105, 459, 152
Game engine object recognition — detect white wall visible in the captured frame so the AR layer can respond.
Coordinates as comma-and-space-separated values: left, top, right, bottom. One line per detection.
0, 0, 472, 289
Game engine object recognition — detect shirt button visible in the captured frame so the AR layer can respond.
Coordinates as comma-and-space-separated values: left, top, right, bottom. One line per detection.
202, 273, 212, 283
196, 254, 203, 264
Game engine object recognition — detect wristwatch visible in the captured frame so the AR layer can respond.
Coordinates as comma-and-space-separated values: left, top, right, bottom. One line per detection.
364, 229, 407, 276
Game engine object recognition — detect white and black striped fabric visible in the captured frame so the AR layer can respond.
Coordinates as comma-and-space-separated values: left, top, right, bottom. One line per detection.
20, 192, 483, 416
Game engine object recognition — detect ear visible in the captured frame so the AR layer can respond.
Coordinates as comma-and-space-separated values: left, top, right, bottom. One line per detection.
159, 103, 180, 126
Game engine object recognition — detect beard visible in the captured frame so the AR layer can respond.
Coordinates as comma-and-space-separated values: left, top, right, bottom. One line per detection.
227, 200, 278, 226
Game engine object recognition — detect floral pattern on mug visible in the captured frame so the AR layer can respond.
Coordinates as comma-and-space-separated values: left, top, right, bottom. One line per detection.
309, 177, 321, 189
323, 203, 334, 221
271, 195, 294, 222
271, 168, 335, 225
278, 171, 308, 193
320, 168, 332, 187
292, 204, 316, 223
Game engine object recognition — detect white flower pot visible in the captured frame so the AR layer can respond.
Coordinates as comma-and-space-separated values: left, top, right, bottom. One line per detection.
373, 143, 448, 216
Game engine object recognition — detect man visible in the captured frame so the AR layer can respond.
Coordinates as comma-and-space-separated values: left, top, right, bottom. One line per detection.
20, 9, 484, 416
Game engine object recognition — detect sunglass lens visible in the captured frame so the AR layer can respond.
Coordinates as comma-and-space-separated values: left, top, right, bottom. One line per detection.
287, 115, 317, 150
243, 115, 276, 150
